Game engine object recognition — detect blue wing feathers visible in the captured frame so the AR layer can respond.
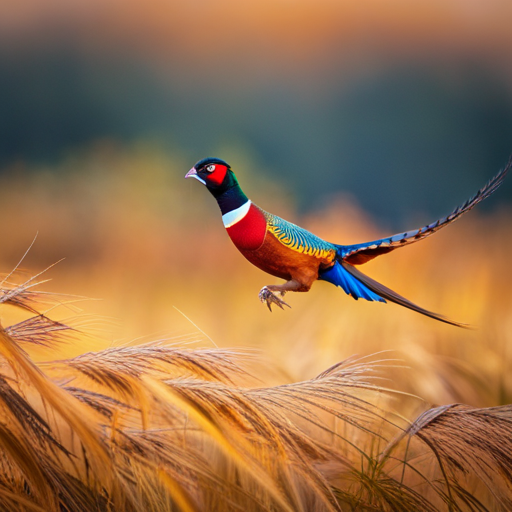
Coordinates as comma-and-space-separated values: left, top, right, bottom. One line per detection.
319, 262, 386, 303
320, 261, 468, 327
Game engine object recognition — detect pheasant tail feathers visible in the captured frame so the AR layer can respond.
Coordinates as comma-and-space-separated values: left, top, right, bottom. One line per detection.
339, 158, 512, 265
339, 261, 470, 328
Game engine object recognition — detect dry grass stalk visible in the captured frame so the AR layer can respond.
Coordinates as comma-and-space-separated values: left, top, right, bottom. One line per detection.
58, 344, 257, 388
0, 265, 510, 510
407, 404, 512, 511
6, 316, 73, 347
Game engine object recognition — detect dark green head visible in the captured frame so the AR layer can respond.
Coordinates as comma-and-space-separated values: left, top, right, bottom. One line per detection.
185, 157, 240, 196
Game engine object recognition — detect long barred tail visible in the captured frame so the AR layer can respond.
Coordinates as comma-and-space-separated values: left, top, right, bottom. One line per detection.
338, 261, 469, 328
337, 159, 511, 265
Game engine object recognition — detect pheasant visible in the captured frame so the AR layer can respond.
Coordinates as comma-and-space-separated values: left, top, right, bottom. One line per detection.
185, 157, 510, 326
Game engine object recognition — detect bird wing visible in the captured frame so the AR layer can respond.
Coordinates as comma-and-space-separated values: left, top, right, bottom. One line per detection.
264, 212, 336, 260
339, 160, 511, 265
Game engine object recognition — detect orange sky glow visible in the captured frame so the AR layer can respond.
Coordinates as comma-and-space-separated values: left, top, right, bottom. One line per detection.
1, 0, 511, 82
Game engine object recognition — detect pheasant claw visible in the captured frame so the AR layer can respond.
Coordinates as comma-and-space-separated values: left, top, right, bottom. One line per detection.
259, 286, 291, 312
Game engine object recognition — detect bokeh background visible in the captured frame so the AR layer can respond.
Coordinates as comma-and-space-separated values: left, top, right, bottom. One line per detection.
0, 0, 511, 406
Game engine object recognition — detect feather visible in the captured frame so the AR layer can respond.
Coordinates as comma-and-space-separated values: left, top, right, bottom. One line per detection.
339, 158, 511, 265
265, 212, 336, 259
340, 261, 469, 328
318, 262, 385, 302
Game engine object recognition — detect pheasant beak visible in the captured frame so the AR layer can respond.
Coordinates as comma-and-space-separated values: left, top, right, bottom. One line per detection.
185, 167, 206, 185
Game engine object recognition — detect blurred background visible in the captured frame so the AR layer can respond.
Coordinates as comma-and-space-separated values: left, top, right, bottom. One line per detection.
0, 0, 511, 406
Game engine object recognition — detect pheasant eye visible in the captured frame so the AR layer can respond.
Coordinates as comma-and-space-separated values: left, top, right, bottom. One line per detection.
206, 165, 216, 172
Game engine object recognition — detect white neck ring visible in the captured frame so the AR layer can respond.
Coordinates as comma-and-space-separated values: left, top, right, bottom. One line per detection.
222, 200, 251, 228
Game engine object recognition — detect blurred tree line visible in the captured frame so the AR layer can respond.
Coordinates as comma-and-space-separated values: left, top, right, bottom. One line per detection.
0, 47, 511, 227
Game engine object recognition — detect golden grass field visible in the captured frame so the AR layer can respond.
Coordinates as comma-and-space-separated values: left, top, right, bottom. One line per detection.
0, 143, 511, 511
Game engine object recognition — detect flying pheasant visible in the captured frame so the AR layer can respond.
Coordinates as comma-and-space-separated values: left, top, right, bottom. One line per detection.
185, 157, 510, 326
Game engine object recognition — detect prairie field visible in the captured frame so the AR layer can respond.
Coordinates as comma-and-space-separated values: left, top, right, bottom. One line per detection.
0, 143, 511, 511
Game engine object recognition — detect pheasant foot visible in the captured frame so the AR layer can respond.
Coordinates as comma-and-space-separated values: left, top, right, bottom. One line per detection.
258, 286, 291, 312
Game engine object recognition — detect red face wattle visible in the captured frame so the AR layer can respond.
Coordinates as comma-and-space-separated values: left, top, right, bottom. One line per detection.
204, 164, 228, 186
